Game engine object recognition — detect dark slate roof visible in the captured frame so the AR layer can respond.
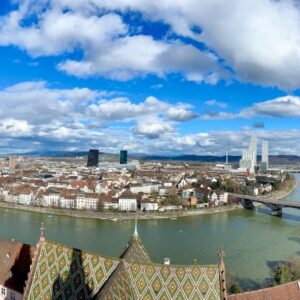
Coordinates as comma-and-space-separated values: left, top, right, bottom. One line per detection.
0, 238, 35, 294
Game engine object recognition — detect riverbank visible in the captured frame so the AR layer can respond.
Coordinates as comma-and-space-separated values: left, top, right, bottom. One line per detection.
0, 176, 296, 221
0, 201, 242, 220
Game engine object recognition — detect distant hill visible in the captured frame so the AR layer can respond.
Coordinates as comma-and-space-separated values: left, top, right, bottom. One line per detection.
14, 150, 92, 157
142, 155, 240, 162
142, 154, 300, 165
3, 151, 300, 165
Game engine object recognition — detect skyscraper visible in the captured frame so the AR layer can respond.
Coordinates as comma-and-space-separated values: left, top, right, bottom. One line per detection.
262, 141, 269, 169
239, 134, 257, 174
120, 150, 128, 164
249, 134, 257, 165
87, 149, 99, 167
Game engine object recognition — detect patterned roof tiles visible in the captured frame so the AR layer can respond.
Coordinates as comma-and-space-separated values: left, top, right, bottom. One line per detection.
24, 234, 222, 300
119, 234, 152, 264
26, 241, 119, 300
124, 261, 220, 300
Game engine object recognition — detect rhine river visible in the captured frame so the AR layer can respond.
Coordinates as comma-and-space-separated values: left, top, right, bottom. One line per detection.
1, 175, 300, 290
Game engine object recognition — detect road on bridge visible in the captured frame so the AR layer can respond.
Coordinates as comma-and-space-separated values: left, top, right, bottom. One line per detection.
229, 193, 300, 209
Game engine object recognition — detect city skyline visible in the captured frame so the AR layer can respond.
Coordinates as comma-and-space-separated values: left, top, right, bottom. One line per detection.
1, 1, 300, 155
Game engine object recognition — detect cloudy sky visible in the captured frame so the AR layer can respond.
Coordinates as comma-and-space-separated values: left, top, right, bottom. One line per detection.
1, 0, 300, 155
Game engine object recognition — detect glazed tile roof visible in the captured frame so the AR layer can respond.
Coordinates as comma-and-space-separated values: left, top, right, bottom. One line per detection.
119, 234, 152, 264
26, 241, 119, 300
123, 261, 220, 300
24, 229, 222, 300
96, 260, 134, 300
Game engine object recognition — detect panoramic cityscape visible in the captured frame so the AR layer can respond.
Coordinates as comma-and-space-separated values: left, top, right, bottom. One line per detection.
2, 0, 300, 299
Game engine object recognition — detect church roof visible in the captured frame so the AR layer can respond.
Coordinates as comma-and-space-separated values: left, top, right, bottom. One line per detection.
23, 221, 222, 300
95, 260, 134, 300
119, 234, 152, 264
119, 220, 151, 264
25, 241, 119, 300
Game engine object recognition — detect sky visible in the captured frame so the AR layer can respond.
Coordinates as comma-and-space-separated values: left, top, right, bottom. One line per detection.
1, 0, 300, 155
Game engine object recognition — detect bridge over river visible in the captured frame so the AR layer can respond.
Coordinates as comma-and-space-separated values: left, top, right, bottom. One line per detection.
229, 193, 300, 216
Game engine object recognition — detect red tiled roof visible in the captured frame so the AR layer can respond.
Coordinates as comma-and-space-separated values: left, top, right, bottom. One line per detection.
228, 281, 300, 300
0, 238, 35, 293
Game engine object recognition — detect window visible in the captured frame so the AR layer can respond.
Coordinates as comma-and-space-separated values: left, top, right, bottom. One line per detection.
1, 287, 6, 295
10, 292, 16, 300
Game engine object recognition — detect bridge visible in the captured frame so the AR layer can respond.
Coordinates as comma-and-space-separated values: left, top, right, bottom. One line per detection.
229, 193, 300, 216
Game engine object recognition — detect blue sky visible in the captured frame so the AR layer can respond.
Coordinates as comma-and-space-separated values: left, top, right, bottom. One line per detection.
1, 0, 300, 155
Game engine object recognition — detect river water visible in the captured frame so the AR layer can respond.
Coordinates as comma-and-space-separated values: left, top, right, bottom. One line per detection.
1, 175, 300, 290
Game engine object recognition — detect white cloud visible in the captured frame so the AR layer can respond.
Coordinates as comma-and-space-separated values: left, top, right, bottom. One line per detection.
0, 81, 198, 152
241, 96, 300, 118
0, 80, 299, 155
0, 119, 33, 137
202, 95, 300, 120
132, 116, 175, 139
53, 0, 300, 90
0, 2, 224, 83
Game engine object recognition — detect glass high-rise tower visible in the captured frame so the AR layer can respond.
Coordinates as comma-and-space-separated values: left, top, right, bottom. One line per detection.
87, 149, 99, 167
120, 150, 128, 164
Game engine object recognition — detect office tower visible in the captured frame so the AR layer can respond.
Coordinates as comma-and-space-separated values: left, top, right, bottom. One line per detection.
239, 134, 257, 174
120, 150, 128, 164
87, 149, 99, 167
262, 141, 269, 169
249, 134, 257, 165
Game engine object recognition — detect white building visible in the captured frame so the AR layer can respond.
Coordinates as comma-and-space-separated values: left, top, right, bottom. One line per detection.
59, 195, 76, 209
118, 198, 137, 211
130, 183, 161, 194
42, 191, 60, 207
140, 201, 159, 211
0, 282, 22, 300
76, 193, 98, 210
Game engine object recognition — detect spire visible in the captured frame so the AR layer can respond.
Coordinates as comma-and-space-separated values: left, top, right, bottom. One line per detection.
218, 247, 225, 263
218, 248, 227, 300
40, 222, 45, 242
133, 219, 138, 238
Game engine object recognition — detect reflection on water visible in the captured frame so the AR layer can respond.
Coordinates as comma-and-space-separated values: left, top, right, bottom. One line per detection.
0, 174, 300, 290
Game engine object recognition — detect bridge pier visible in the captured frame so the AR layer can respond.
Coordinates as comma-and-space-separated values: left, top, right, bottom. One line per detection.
270, 206, 282, 217
240, 199, 255, 209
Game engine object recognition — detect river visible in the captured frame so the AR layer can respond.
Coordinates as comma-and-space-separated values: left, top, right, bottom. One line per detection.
1, 175, 300, 290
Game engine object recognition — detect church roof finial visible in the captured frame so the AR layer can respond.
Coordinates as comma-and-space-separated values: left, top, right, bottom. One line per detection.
218, 247, 225, 264
40, 222, 45, 242
133, 219, 138, 238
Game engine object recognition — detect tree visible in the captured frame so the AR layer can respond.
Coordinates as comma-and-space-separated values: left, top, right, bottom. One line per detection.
271, 257, 300, 286
224, 179, 234, 193
226, 270, 242, 294
272, 180, 281, 191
